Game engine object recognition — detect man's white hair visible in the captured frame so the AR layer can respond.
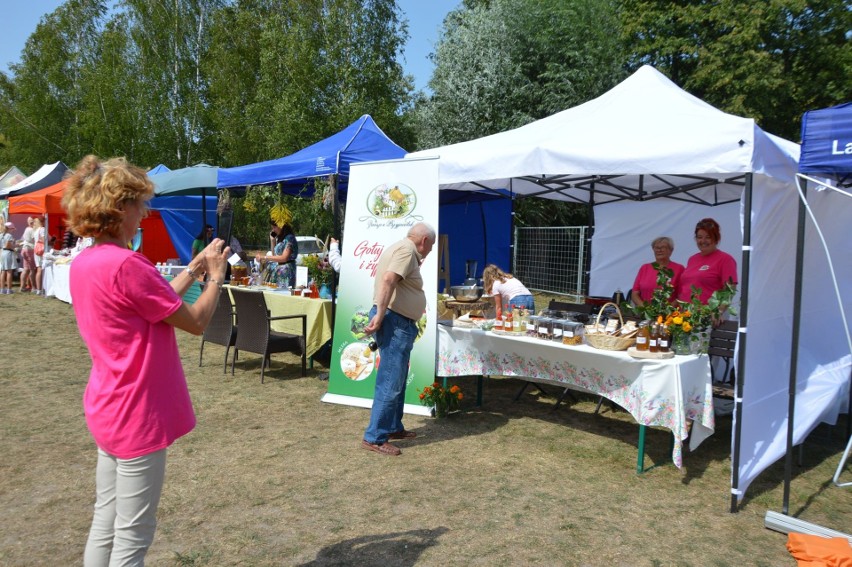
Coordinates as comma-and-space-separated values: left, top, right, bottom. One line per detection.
407, 222, 436, 242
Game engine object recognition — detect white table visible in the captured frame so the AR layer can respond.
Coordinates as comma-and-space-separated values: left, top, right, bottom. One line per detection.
47, 262, 73, 304
436, 325, 714, 470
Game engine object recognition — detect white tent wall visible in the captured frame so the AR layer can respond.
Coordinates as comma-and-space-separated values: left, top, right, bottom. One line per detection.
740, 184, 852, 490
588, 199, 741, 298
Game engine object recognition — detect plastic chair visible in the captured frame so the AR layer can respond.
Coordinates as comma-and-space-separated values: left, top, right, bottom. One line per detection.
199, 290, 237, 373
230, 288, 306, 383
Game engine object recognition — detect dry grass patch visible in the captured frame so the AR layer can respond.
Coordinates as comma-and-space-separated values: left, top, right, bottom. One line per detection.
0, 292, 849, 565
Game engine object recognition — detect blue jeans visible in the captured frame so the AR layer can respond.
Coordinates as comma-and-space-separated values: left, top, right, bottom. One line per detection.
364, 306, 417, 444
509, 294, 535, 310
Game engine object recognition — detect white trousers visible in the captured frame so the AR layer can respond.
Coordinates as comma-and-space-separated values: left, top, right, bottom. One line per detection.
84, 448, 167, 567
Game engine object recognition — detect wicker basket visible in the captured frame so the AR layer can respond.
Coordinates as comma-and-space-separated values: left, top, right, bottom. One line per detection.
584, 302, 636, 351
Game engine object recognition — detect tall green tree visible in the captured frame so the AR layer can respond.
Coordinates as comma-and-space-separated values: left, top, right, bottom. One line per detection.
412, 0, 626, 149
620, 0, 852, 140
0, 0, 108, 171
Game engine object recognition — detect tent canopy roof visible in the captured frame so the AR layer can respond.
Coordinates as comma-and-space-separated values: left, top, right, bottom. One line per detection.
799, 101, 852, 183
7, 180, 66, 214
217, 114, 406, 196
0, 161, 68, 198
149, 164, 218, 196
408, 66, 799, 206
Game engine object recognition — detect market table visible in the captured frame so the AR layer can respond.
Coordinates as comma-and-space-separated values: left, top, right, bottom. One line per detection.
47, 261, 73, 304
436, 324, 714, 470
224, 286, 332, 359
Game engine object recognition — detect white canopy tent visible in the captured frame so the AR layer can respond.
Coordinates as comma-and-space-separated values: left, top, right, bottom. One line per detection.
409, 65, 851, 508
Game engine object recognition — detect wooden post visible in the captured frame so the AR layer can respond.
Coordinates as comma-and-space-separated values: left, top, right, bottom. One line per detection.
437, 234, 450, 293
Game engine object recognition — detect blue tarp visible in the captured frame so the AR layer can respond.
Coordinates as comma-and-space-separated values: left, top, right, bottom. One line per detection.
148, 164, 172, 176
149, 164, 218, 196
149, 196, 218, 264
799, 102, 852, 179
217, 115, 406, 199
438, 198, 512, 287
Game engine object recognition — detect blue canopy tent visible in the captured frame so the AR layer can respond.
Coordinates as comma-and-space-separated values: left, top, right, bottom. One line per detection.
781, 102, 852, 515
217, 115, 406, 199
147, 165, 220, 263
149, 195, 218, 264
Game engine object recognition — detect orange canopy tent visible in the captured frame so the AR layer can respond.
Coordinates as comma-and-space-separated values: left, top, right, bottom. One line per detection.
7, 180, 179, 263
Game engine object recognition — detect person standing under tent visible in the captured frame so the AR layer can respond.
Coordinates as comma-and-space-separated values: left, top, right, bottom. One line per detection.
676, 218, 737, 307
18, 217, 35, 292
328, 237, 342, 273
482, 264, 535, 319
32, 217, 46, 295
62, 155, 230, 566
361, 222, 436, 456
630, 236, 684, 307
191, 224, 214, 259
0, 221, 17, 294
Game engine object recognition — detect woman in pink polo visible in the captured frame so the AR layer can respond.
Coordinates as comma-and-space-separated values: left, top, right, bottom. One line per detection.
676, 218, 738, 305
63, 155, 230, 566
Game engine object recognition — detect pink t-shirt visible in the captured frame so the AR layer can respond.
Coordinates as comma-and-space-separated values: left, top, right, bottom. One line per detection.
676, 249, 738, 304
70, 243, 194, 459
632, 262, 684, 303
490, 277, 531, 302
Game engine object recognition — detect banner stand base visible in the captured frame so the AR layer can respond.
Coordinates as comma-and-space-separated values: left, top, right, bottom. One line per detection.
321, 393, 434, 416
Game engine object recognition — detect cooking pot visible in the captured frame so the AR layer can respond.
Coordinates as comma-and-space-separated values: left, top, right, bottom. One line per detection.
449, 285, 484, 302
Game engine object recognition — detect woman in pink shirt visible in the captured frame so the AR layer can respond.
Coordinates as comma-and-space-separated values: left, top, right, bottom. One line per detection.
676, 218, 738, 305
63, 155, 230, 566
630, 236, 684, 307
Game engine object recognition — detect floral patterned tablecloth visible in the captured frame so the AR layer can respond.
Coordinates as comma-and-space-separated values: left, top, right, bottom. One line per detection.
436, 325, 714, 468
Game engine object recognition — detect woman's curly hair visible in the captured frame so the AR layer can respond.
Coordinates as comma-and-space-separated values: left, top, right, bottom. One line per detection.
62, 155, 154, 239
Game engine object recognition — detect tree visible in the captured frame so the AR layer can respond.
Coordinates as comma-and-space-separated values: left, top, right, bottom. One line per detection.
412, 0, 626, 149
620, 0, 852, 140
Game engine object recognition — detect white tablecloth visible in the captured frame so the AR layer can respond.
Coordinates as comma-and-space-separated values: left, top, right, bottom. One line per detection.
437, 325, 714, 468
47, 262, 73, 304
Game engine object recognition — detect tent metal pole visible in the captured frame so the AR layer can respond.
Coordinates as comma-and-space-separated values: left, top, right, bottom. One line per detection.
509, 179, 515, 272
730, 173, 753, 513
584, 184, 595, 296
782, 177, 808, 515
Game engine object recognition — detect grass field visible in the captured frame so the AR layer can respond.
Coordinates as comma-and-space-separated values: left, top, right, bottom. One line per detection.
1, 291, 849, 566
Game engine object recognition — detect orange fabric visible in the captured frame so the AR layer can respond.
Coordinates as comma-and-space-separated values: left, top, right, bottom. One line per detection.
7, 180, 66, 214
787, 533, 852, 567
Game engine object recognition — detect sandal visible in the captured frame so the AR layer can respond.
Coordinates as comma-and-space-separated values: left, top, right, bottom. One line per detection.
361, 439, 401, 456
388, 429, 417, 440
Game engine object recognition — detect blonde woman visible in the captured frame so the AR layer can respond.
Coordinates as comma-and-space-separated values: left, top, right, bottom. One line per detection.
0, 221, 17, 294
32, 217, 45, 295
62, 155, 230, 565
482, 264, 534, 319
19, 217, 35, 292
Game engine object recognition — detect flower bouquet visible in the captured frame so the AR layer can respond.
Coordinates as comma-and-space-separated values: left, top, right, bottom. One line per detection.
419, 382, 463, 418
302, 253, 333, 287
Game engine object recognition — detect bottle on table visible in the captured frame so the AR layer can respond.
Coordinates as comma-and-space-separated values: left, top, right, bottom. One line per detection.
649, 322, 660, 353
636, 320, 650, 351
657, 317, 670, 352
504, 306, 513, 332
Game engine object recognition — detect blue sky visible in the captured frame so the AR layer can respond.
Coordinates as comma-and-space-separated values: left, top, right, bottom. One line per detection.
0, 0, 459, 92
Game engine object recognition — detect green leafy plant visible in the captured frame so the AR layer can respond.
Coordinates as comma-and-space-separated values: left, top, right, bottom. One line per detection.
419, 382, 463, 418
301, 253, 332, 286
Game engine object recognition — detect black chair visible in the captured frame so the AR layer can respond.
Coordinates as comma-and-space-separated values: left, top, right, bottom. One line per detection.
709, 319, 738, 399
230, 288, 307, 383
199, 289, 238, 373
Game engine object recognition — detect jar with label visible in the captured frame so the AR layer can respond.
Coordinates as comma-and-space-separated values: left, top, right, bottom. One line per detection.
512, 305, 522, 333
562, 321, 585, 345
636, 321, 650, 351
526, 314, 539, 337
551, 318, 565, 342
537, 317, 553, 340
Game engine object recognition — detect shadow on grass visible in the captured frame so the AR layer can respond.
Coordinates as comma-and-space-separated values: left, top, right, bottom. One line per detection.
296, 527, 449, 567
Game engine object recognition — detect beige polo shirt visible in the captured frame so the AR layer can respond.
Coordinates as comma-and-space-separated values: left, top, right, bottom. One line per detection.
373, 237, 426, 321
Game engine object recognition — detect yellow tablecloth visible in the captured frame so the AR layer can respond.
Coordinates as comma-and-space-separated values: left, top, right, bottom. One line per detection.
225, 286, 332, 358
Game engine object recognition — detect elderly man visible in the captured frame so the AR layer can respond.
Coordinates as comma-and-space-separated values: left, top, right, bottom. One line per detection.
362, 222, 436, 456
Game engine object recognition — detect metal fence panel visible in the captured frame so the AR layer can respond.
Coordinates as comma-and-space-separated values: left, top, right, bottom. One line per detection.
513, 226, 586, 297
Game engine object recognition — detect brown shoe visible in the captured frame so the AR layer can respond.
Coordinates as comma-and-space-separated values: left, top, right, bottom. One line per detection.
361, 440, 401, 456
388, 429, 417, 440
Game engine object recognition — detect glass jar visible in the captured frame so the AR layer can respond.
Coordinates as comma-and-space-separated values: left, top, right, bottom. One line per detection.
636, 320, 650, 351
551, 318, 565, 342
536, 317, 553, 340
526, 314, 539, 337
562, 321, 585, 345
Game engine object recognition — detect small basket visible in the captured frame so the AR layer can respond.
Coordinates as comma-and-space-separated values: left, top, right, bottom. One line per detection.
584, 302, 636, 351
